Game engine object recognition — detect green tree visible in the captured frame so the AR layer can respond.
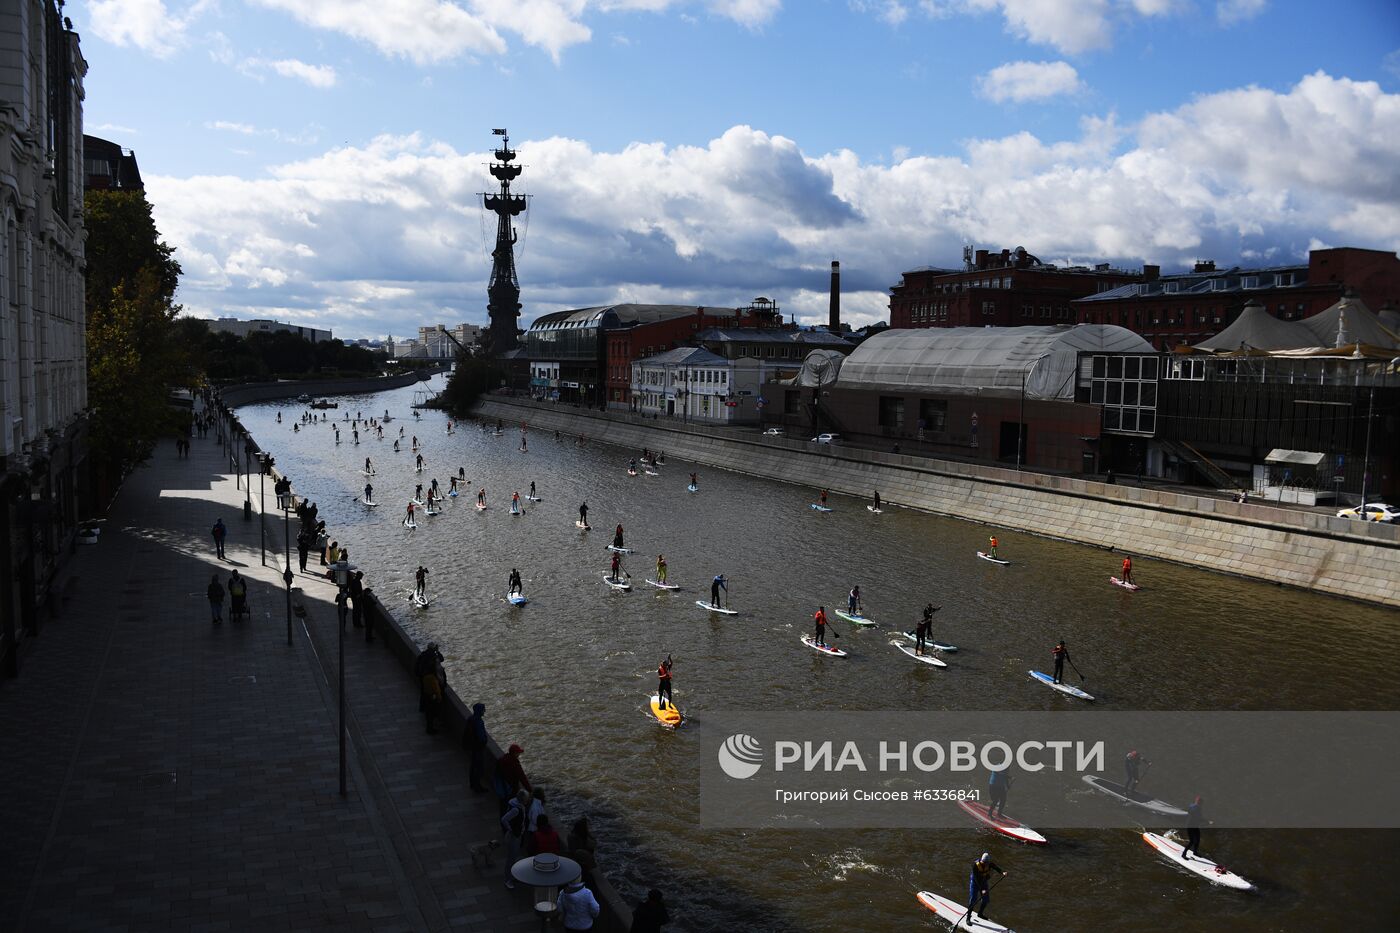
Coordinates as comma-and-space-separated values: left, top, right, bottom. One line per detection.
85, 190, 187, 476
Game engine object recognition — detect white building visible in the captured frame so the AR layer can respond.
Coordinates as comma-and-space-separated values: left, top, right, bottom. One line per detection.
0, 2, 88, 675
630, 347, 763, 423
206, 317, 333, 344
418, 323, 482, 357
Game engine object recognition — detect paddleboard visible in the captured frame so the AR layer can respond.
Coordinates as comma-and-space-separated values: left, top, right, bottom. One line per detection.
644, 469, 659, 476
403, 519, 417, 530
956, 800, 1047, 845
1081, 775, 1188, 817
695, 600, 738, 615
977, 551, 1011, 565
602, 574, 632, 591
575, 521, 591, 530
687, 484, 699, 493
866, 505, 882, 513
411, 497, 425, 507
1028, 670, 1094, 701
649, 694, 682, 728
646, 579, 680, 590
476, 503, 488, 511
900, 631, 958, 652
510, 507, 522, 515
1111, 576, 1140, 591
527, 496, 542, 502
801, 634, 847, 657
448, 490, 459, 497
360, 470, 376, 476
810, 503, 833, 512
361, 499, 378, 507
1142, 832, 1254, 890
627, 469, 637, 476
835, 609, 876, 626
607, 545, 632, 553
915, 891, 1014, 931
507, 594, 528, 606
891, 640, 947, 666
409, 593, 430, 608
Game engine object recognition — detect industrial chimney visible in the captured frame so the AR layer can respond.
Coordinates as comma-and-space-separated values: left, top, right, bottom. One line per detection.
828, 260, 841, 333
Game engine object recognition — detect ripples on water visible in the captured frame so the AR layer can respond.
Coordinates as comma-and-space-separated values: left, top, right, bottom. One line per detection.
241, 379, 1400, 931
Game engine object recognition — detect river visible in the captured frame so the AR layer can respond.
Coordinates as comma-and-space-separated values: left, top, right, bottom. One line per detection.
238, 376, 1400, 931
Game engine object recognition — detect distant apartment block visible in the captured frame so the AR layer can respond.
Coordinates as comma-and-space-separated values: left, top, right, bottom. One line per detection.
207, 317, 333, 344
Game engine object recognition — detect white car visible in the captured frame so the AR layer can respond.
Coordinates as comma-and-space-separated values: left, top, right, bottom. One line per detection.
1336, 503, 1400, 523
762, 427, 784, 436
810, 433, 841, 444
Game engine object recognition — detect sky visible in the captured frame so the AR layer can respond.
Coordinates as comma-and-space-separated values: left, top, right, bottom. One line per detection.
76, 0, 1400, 340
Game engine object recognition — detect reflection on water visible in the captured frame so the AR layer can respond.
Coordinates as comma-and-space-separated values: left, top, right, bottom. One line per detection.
240, 378, 1400, 931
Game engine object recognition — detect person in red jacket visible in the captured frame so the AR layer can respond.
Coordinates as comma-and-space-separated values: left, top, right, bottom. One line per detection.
529, 813, 561, 855
497, 743, 532, 805
657, 655, 674, 710
1121, 556, 1134, 585
813, 606, 829, 647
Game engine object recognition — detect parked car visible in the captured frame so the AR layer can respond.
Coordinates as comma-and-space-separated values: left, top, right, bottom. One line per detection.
810, 433, 841, 444
1336, 503, 1400, 522
762, 427, 784, 436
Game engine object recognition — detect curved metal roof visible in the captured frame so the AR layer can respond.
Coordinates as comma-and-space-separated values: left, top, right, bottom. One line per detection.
836, 324, 1153, 400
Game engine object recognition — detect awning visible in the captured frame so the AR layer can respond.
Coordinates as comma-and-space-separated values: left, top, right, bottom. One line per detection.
1265, 449, 1325, 466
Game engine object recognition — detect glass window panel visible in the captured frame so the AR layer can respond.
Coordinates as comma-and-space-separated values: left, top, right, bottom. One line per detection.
1125, 357, 1140, 379
1138, 410, 1155, 433
1123, 383, 1139, 406
1106, 383, 1122, 405
1120, 409, 1138, 432
1092, 356, 1106, 378
1090, 382, 1104, 404
1104, 408, 1121, 430
1140, 383, 1157, 406
1141, 357, 1158, 380
1107, 357, 1123, 378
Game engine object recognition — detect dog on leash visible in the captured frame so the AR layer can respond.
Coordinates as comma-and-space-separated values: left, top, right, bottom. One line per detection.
470, 839, 500, 870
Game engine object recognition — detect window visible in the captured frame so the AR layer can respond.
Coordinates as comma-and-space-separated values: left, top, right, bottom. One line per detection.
918, 399, 947, 433
878, 396, 905, 429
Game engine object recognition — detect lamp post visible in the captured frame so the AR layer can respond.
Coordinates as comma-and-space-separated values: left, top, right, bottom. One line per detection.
282, 496, 293, 646
511, 854, 582, 933
258, 454, 267, 566
331, 558, 356, 797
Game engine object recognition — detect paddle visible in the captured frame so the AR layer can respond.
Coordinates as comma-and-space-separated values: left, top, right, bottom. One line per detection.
953, 869, 1007, 931
1068, 656, 1087, 683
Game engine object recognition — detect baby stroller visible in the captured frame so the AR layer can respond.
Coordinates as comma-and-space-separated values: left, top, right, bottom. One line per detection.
228, 579, 251, 622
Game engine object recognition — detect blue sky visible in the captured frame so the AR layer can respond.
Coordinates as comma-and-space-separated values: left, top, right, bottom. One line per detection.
77, 1, 1400, 339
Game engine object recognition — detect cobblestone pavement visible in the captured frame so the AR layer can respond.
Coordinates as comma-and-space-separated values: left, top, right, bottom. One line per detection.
0, 422, 538, 932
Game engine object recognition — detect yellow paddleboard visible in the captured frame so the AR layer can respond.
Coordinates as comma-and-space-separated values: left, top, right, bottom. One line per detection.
650, 695, 682, 728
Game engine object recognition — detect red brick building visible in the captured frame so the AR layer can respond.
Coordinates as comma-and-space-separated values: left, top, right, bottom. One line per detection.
1072, 247, 1400, 351
889, 246, 1142, 329
603, 306, 739, 409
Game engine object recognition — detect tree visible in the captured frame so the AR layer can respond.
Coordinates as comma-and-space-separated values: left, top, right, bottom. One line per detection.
85, 190, 187, 476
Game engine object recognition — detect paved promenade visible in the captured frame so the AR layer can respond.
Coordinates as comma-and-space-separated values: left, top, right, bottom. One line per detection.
0, 424, 537, 932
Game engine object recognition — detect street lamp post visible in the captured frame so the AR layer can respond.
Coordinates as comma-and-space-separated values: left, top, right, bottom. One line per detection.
511, 854, 582, 933
331, 559, 356, 797
283, 499, 293, 646
257, 454, 267, 566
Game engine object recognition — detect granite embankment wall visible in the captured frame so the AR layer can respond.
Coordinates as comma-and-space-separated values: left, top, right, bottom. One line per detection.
475, 397, 1400, 608
243, 432, 632, 932
220, 370, 442, 407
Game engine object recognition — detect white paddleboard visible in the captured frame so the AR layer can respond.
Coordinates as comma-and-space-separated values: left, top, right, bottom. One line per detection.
646, 579, 680, 590
687, 484, 698, 493
1028, 670, 1094, 701
810, 503, 833, 512
361, 499, 378, 507
360, 470, 376, 476
900, 631, 958, 652
695, 600, 738, 615
507, 594, 528, 606
602, 574, 632, 591
411, 498, 425, 506
409, 593, 430, 608
510, 507, 522, 515
644, 470, 659, 476
957, 800, 1047, 845
447, 490, 459, 497
891, 640, 947, 666
866, 505, 882, 513
526, 496, 542, 501
403, 519, 417, 530
476, 503, 488, 511
1111, 576, 1140, 591
801, 634, 846, 657
1142, 832, 1254, 890
607, 545, 632, 553
575, 521, 591, 530
915, 891, 1014, 931
977, 551, 1010, 565
1082, 775, 1187, 817
835, 609, 876, 626
627, 469, 637, 476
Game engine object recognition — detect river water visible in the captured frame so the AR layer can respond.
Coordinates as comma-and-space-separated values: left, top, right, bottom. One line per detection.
239, 377, 1400, 931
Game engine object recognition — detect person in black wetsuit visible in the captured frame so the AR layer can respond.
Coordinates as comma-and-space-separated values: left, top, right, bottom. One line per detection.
1124, 750, 1145, 796
1182, 795, 1204, 859
1052, 640, 1071, 684
711, 574, 727, 608
967, 853, 1007, 922
612, 524, 625, 549
578, 502, 589, 527
915, 603, 938, 656
657, 655, 674, 710
987, 768, 1011, 820
508, 568, 523, 597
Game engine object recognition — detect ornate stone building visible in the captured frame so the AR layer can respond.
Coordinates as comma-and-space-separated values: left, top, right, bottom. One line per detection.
0, 1, 87, 676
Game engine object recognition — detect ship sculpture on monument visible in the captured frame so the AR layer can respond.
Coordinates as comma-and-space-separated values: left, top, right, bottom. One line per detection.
483, 128, 527, 355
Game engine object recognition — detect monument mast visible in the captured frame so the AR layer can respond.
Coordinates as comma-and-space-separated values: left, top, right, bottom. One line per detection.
483, 128, 527, 354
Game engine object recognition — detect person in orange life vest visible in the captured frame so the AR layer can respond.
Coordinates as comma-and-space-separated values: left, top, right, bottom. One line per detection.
813, 605, 829, 646
657, 655, 674, 710
1121, 555, 1134, 585
819, 489, 828, 506
988, 536, 998, 559
1052, 640, 1071, 685
512, 491, 521, 512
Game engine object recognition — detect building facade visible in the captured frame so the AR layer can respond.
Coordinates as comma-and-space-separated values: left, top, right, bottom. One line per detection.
1073, 248, 1400, 351
82, 133, 142, 191
630, 347, 764, 423
206, 316, 333, 344
417, 323, 482, 358
0, 2, 87, 676
889, 246, 1141, 330
603, 307, 739, 410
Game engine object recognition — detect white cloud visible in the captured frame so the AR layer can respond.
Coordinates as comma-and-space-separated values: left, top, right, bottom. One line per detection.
978, 60, 1083, 103
1216, 0, 1266, 25
148, 72, 1400, 340
240, 57, 340, 88
850, 1, 908, 26
88, 0, 187, 58
206, 120, 258, 135
704, 0, 782, 27
204, 120, 321, 146
92, 123, 139, 136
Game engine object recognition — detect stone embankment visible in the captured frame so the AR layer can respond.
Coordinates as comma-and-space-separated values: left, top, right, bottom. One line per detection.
220, 369, 444, 406
475, 396, 1400, 609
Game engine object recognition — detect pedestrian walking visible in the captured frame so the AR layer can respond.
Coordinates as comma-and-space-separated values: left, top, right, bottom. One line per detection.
363, 586, 376, 643
211, 518, 227, 559
296, 529, 311, 573
207, 573, 225, 624
336, 590, 349, 631
349, 571, 365, 627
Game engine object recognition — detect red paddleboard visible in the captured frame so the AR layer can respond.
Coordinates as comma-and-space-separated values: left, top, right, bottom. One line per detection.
956, 800, 1047, 844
